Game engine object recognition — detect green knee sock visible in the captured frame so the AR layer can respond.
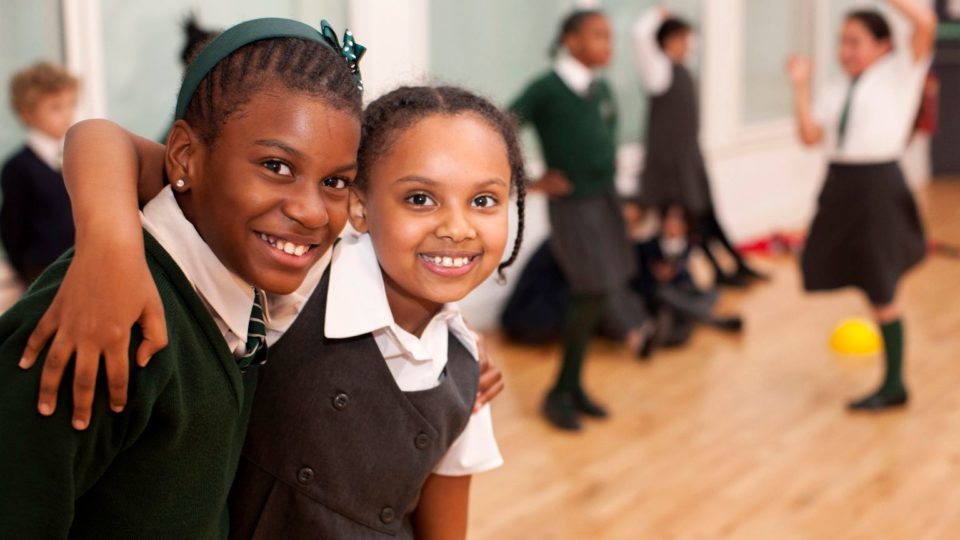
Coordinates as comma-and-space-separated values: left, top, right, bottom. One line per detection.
552, 294, 605, 395
878, 319, 905, 394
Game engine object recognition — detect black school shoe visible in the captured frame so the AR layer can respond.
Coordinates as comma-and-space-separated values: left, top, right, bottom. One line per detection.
713, 316, 744, 333
716, 271, 750, 289
542, 391, 582, 431
573, 389, 609, 419
735, 264, 769, 282
847, 387, 909, 411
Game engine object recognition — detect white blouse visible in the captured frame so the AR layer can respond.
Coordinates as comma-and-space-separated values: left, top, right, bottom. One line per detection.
814, 11, 931, 164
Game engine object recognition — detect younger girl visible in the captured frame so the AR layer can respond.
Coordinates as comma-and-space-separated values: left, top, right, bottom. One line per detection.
511, 9, 651, 431
787, 0, 936, 410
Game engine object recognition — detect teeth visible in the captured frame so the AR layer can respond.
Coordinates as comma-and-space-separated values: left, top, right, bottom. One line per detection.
258, 233, 311, 257
424, 255, 474, 268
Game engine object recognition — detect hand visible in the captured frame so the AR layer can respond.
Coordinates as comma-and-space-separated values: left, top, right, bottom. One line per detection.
786, 55, 812, 87
530, 169, 573, 198
474, 333, 504, 413
19, 231, 168, 430
653, 262, 677, 283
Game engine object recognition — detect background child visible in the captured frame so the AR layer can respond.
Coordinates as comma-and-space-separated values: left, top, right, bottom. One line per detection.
0, 18, 364, 537
787, 0, 936, 410
630, 202, 743, 348
1, 62, 78, 284
632, 6, 765, 288
511, 9, 649, 431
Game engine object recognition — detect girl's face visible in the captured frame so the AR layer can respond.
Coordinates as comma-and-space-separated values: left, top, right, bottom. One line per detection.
350, 113, 511, 315
565, 15, 613, 68
169, 88, 360, 295
838, 19, 891, 77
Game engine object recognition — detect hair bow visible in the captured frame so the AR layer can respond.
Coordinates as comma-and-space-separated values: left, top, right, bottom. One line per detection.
320, 20, 367, 93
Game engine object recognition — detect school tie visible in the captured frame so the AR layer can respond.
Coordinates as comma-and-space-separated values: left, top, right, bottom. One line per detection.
237, 288, 267, 371
837, 79, 858, 150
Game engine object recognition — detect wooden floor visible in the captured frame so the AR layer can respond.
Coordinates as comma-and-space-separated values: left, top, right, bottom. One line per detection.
470, 181, 960, 540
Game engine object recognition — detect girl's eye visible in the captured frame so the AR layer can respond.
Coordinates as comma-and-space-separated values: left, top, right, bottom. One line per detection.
472, 195, 498, 208
263, 160, 292, 176
322, 176, 349, 189
405, 193, 437, 207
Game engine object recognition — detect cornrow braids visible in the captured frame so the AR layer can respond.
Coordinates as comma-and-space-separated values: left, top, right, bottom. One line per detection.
182, 36, 362, 146
356, 85, 527, 282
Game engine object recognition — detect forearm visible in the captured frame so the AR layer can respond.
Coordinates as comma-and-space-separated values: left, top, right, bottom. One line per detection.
413, 474, 472, 540
791, 84, 823, 146
887, 0, 937, 59
62, 120, 165, 249
633, 8, 672, 95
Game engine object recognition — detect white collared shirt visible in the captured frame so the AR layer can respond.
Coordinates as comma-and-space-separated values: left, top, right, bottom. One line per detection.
141, 186, 332, 356
326, 232, 503, 476
632, 8, 674, 96
814, 11, 931, 164
553, 50, 597, 97
26, 129, 62, 171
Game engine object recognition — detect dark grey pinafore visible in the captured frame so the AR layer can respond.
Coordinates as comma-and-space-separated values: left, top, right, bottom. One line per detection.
228, 268, 479, 539
639, 63, 713, 218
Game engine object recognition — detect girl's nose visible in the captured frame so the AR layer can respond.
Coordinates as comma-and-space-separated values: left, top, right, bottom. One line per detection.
436, 207, 478, 242
282, 184, 330, 230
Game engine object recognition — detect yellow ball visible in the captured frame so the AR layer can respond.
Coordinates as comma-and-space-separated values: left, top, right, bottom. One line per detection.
830, 318, 882, 356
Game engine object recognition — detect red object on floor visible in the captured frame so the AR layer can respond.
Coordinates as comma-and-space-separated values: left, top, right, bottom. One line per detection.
737, 232, 807, 256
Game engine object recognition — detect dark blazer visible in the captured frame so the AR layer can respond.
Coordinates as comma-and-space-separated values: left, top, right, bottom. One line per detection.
0, 145, 74, 284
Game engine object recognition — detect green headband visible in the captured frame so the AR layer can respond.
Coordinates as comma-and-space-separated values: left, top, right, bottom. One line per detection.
174, 17, 366, 120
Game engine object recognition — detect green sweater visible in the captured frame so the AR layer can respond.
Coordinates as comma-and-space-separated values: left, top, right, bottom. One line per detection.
510, 71, 618, 197
0, 232, 257, 539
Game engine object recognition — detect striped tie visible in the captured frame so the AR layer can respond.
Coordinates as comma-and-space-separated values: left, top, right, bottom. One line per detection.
237, 288, 267, 371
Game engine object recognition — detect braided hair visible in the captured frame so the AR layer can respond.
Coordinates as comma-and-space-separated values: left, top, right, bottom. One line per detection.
182, 37, 362, 145
356, 85, 527, 282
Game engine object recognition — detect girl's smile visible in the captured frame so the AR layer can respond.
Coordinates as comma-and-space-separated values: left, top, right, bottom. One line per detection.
417, 250, 483, 276
255, 231, 321, 267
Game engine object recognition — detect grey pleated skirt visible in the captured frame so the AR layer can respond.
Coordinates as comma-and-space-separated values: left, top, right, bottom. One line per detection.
639, 149, 714, 217
801, 161, 926, 305
548, 192, 634, 295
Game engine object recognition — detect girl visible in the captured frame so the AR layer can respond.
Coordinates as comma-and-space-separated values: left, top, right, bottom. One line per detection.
510, 9, 652, 431
632, 6, 765, 287
0, 18, 363, 537
20, 81, 521, 537
787, 0, 936, 410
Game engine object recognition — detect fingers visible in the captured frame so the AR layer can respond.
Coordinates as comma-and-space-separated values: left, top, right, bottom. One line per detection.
71, 346, 100, 431
103, 340, 130, 414
475, 379, 505, 413
36, 334, 72, 417
135, 300, 168, 368
19, 308, 59, 369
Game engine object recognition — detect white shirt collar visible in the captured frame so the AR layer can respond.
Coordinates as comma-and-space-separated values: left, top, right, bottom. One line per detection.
141, 186, 257, 347
324, 231, 477, 360
553, 51, 596, 97
26, 129, 62, 171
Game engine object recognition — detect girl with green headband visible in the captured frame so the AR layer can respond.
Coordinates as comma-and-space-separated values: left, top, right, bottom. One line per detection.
0, 18, 363, 538
6, 18, 515, 539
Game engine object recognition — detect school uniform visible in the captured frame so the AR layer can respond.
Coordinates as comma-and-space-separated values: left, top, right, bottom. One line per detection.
0, 186, 260, 538
0, 130, 75, 284
230, 232, 501, 539
632, 10, 712, 217
510, 52, 634, 295
804, 15, 929, 305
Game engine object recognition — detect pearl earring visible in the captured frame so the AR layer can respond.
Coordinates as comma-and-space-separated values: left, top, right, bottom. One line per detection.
174, 178, 186, 189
